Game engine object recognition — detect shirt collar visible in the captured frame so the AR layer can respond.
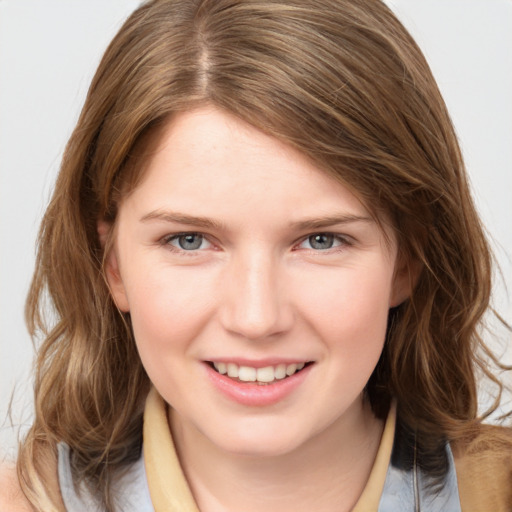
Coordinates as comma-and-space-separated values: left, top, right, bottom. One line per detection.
143, 387, 396, 512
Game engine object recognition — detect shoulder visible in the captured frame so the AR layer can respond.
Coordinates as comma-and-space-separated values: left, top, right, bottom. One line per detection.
0, 464, 33, 511
453, 424, 512, 512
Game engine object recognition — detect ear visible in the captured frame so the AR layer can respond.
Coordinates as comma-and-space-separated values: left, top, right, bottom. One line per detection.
98, 220, 130, 312
389, 255, 422, 308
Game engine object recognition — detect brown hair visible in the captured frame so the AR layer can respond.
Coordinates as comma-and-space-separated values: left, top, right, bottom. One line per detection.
19, 0, 510, 509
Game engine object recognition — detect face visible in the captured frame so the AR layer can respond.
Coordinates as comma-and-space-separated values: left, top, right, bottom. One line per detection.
106, 106, 409, 457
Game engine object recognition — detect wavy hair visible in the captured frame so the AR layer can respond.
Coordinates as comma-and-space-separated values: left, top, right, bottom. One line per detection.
19, 0, 510, 509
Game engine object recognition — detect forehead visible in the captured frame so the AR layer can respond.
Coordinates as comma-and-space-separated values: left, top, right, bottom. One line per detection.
134, 108, 361, 205
119, 106, 395, 246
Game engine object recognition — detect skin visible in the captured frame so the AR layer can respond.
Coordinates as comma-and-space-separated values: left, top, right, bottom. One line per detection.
0, 464, 64, 512
0, 467, 32, 512
105, 105, 411, 512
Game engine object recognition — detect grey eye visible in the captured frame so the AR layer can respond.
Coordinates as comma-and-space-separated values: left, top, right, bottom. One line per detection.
308, 234, 335, 250
177, 233, 204, 250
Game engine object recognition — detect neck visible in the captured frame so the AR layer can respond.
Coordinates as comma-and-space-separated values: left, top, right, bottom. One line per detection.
169, 398, 383, 512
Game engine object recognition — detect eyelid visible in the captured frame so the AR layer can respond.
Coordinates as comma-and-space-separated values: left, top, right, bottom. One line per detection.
160, 232, 216, 252
294, 232, 354, 251
158, 231, 353, 253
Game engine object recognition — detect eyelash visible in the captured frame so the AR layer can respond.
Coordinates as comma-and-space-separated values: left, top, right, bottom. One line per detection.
161, 233, 213, 253
294, 233, 352, 252
160, 232, 353, 254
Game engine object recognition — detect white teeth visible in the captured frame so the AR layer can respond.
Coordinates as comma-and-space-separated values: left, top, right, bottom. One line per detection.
212, 361, 308, 382
213, 362, 227, 374
256, 366, 275, 383
238, 366, 257, 382
274, 364, 287, 380
227, 363, 239, 378
286, 363, 297, 376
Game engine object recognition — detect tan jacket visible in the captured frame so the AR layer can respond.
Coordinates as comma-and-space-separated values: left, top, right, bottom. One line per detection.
455, 426, 512, 512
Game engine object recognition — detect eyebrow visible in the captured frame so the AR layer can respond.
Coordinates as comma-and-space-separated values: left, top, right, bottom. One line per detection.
140, 210, 225, 230
140, 209, 373, 231
289, 214, 374, 231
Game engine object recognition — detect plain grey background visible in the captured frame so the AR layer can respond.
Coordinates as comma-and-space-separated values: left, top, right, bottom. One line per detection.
1, 0, 511, 458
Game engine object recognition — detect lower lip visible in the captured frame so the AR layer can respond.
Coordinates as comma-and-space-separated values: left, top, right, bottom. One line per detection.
205, 363, 313, 407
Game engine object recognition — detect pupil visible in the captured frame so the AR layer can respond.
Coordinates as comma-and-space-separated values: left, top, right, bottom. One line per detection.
179, 234, 202, 250
310, 234, 333, 250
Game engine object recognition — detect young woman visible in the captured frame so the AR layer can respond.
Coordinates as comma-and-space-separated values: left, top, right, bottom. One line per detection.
2, 0, 511, 510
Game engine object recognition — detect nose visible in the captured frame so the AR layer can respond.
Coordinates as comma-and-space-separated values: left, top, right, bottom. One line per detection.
219, 251, 294, 341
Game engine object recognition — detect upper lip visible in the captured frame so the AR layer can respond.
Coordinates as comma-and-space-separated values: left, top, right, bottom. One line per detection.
206, 358, 314, 369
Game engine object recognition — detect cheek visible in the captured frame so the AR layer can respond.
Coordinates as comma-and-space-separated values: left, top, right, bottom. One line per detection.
123, 267, 221, 408
295, 264, 393, 349
123, 266, 216, 363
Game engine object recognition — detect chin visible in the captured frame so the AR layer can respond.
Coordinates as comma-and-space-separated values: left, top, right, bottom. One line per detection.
222, 436, 305, 459
205, 418, 313, 458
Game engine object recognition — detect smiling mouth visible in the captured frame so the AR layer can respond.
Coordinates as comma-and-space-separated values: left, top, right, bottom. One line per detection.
207, 361, 314, 385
